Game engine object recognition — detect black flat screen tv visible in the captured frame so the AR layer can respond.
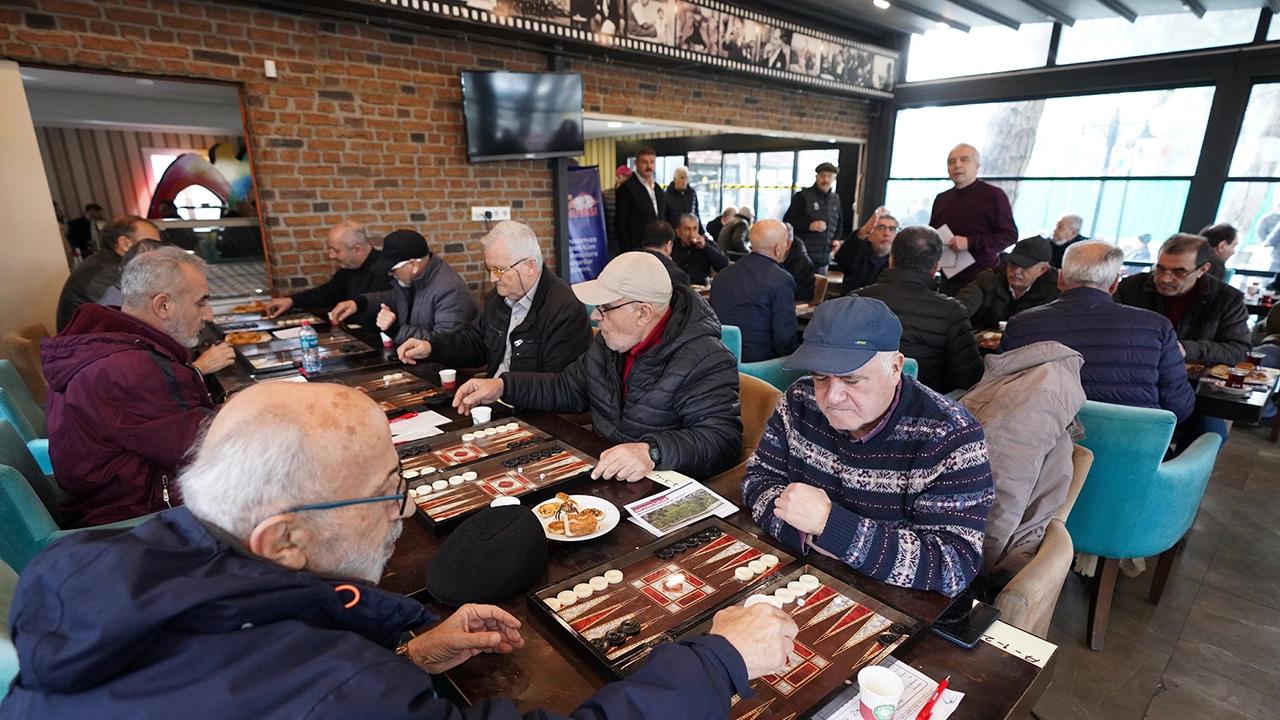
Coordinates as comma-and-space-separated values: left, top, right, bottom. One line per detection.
460, 71, 584, 162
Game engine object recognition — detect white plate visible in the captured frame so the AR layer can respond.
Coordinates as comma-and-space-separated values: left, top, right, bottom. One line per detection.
1204, 379, 1253, 398
536, 495, 620, 542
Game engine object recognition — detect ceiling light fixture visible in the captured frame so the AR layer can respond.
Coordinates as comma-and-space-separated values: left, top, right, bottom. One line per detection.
606, 121, 623, 128
135, 78, 155, 85
873, 0, 891, 9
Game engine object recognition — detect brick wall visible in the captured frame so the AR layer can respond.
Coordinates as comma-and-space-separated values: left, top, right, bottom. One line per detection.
1, 0, 872, 292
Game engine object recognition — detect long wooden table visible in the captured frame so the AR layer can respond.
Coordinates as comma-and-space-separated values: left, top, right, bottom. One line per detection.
382, 411, 1056, 720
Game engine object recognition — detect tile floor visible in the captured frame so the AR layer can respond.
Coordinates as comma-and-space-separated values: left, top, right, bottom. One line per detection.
1033, 424, 1280, 720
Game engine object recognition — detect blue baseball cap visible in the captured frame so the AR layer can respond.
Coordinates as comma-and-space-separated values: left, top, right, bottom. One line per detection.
784, 296, 902, 375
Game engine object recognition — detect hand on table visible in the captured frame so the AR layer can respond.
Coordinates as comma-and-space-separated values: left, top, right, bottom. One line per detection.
590, 442, 655, 482
773, 483, 832, 536
193, 342, 235, 375
808, 220, 827, 233
265, 297, 293, 318
398, 338, 433, 365
405, 603, 524, 674
949, 235, 969, 252
376, 303, 397, 332
329, 300, 358, 325
710, 603, 798, 680
453, 378, 504, 413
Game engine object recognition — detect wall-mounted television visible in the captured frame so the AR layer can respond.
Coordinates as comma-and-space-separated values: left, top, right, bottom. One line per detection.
460, 71, 584, 162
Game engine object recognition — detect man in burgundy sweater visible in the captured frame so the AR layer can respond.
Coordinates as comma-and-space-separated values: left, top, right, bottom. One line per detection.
930, 144, 1018, 295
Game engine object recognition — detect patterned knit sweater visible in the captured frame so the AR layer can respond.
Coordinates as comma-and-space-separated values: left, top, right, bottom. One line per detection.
742, 375, 994, 597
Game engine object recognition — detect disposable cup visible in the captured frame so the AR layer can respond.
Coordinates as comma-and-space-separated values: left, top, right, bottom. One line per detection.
857, 665, 904, 720
471, 405, 492, 425
439, 368, 457, 390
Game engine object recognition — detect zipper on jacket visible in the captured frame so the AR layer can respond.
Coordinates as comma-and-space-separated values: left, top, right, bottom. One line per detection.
162, 474, 172, 507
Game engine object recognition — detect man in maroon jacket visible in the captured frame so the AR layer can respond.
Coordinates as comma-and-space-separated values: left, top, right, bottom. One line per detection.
41, 246, 216, 527
930, 143, 1018, 295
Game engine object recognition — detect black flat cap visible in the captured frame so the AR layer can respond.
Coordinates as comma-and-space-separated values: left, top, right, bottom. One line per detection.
382, 229, 430, 266
425, 506, 548, 606
1008, 236, 1052, 268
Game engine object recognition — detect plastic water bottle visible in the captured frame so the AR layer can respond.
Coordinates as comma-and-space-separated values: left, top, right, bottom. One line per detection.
299, 320, 321, 374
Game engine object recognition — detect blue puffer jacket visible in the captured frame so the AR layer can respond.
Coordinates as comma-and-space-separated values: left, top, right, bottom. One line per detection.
1, 508, 751, 719
1001, 287, 1195, 422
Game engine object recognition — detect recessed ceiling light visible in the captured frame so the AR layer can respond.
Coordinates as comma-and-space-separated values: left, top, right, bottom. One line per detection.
135, 78, 155, 85
827, 137, 838, 143
606, 121, 623, 128
935, 21, 950, 30
873, 0, 891, 9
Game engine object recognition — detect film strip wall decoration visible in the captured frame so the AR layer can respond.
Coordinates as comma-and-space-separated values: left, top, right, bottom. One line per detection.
360, 0, 898, 99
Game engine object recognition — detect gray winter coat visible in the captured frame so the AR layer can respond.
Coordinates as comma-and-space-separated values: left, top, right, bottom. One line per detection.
357, 254, 476, 345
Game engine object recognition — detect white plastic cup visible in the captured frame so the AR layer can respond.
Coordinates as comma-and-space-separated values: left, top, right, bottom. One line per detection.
438, 368, 457, 390
997, 320, 1008, 332
857, 666, 904, 720
470, 405, 492, 425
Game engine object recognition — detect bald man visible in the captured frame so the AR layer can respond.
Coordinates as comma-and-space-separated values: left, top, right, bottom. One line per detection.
265, 219, 393, 326
710, 219, 801, 362
930, 144, 1018, 295
3, 382, 798, 718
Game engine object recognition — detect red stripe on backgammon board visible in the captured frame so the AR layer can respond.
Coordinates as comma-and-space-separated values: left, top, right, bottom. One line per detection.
400, 422, 546, 474
412, 447, 594, 523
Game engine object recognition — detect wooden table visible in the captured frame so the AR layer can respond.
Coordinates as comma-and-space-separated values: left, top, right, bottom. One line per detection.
1192, 373, 1280, 425
382, 411, 1056, 720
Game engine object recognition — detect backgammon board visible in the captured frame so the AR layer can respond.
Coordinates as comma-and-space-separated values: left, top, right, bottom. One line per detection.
212, 310, 322, 332
681, 564, 920, 720
405, 422, 595, 529
528, 519, 797, 677
397, 420, 548, 473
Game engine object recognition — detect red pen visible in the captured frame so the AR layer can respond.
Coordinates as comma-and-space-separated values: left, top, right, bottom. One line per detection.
914, 675, 949, 720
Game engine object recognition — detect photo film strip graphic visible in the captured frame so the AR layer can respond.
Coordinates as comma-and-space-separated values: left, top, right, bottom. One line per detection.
357, 0, 897, 99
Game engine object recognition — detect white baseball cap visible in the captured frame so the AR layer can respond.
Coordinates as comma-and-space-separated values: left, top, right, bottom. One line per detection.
572, 252, 673, 306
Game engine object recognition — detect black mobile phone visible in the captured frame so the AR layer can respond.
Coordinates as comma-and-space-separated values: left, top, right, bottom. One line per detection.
930, 594, 1000, 649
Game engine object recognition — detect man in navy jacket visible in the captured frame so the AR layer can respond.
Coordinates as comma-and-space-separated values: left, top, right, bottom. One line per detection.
711, 219, 801, 362
2, 382, 796, 719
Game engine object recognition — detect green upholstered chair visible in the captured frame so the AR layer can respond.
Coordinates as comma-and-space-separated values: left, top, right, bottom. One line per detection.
1, 558, 17, 702
0, 360, 50, 475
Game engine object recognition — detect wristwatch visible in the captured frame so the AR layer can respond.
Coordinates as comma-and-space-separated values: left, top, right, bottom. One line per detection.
646, 440, 662, 467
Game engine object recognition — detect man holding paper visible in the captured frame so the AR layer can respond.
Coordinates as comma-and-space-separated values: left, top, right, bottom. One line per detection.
930, 144, 1018, 295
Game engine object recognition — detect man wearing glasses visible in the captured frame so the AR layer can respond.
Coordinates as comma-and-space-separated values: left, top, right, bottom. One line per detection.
396, 221, 591, 375
954, 237, 1059, 331
453, 252, 742, 482
331, 229, 476, 347
4, 383, 797, 717
835, 206, 897, 294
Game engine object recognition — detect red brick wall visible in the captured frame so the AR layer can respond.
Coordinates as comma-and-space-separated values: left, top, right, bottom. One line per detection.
2, 0, 873, 292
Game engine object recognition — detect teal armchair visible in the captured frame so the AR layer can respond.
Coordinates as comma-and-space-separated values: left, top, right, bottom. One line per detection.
1067, 400, 1222, 650
720, 324, 742, 361
1, 558, 17, 702
0, 360, 50, 475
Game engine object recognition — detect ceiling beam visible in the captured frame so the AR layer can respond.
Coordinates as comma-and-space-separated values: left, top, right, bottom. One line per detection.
894, 1, 974, 33
1017, 0, 1075, 26
945, 0, 1022, 30
1094, 0, 1138, 23
1182, 0, 1206, 19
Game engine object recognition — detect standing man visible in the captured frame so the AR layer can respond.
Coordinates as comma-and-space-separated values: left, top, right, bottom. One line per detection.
396, 221, 591, 376
930, 144, 1018, 295
65, 203, 105, 258
835, 206, 897, 294
671, 213, 728, 286
783, 162, 842, 275
1199, 223, 1238, 280
663, 166, 702, 232
1047, 214, 1087, 268
602, 165, 631, 258
265, 220, 393, 327
55, 215, 161, 331
614, 147, 666, 253
710, 219, 800, 362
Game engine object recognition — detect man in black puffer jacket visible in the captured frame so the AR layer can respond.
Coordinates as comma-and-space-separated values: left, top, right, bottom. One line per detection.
854, 226, 985, 394
454, 252, 742, 481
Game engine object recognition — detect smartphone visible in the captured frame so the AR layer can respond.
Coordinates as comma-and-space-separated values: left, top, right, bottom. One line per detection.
930, 594, 1000, 649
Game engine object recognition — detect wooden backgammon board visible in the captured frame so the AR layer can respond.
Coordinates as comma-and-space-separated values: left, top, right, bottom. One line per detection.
325, 368, 429, 395
528, 519, 798, 677
405, 422, 595, 529
212, 311, 323, 332
680, 565, 921, 720
397, 420, 548, 472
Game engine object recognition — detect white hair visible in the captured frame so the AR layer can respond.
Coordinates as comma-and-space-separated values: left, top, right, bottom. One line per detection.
120, 246, 207, 307
878, 351, 897, 375
1060, 214, 1083, 232
1061, 241, 1124, 288
331, 219, 368, 248
482, 220, 544, 267
672, 166, 689, 180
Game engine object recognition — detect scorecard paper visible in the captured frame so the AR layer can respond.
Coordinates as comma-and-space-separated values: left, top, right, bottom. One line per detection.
388, 410, 451, 444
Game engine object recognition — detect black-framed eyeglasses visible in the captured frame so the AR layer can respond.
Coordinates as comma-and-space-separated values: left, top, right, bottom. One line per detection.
282, 472, 408, 516
486, 257, 532, 277
875, 224, 899, 233
1153, 265, 1199, 281
596, 300, 640, 316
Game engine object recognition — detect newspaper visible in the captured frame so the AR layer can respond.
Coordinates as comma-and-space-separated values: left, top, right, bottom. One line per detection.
935, 224, 974, 278
624, 480, 737, 536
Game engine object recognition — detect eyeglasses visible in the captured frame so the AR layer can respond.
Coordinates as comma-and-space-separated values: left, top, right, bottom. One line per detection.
596, 300, 640, 315
1152, 265, 1200, 281
282, 472, 409, 516
874, 224, 899, 233
486, 257, 531, 277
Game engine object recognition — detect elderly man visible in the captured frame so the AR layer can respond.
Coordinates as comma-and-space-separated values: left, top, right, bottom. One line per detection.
454, 252, 741, 481
706, 206, 735, 247
783, 162, 842, 274
1199, 223, 1238, 280
40, 247, 216, 527
614, 147, 666, 254
332, 229, 475, 346
396, 221, 591, 375
1002, 242, 1194, 421
55, 215, 161, 331
663, 165, 702, 231
1, 383, 797, 717
711, 219, 800, 363
266, 220, 393, 326
782, 221, 817, 303
640, 220, 691, 287
1115, 233, 1250, 366
834, 206, 896, 294
1047, 214, 1087, 268
742, 296, 994, 597
930, 144, 1018, 295
672, 213, 728, 285
955, 236, 1059, 330
855, 226, 984, 394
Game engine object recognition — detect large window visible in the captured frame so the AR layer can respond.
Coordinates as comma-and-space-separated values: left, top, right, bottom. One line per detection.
1056, 10, 1260, 65
906, 24, 1052, 82
885, 87, 1214, 256
1218, 83, 1280, 273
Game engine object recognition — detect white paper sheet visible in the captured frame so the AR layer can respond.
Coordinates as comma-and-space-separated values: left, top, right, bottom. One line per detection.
825, 658, 964, 720
624, 480, 737, 536
980, 620, 1056, 668
273, 327, 303, 340
935, 224, 975, 278
388, 410, 451, 443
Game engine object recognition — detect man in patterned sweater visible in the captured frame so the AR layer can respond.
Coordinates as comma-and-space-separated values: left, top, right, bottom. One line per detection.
742, 296, 994, 597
